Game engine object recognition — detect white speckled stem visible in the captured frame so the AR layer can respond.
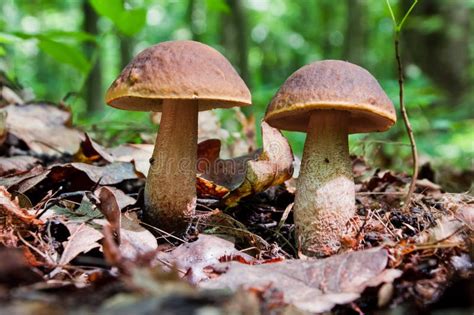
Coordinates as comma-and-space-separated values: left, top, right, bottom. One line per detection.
294, 110, 355, 257
144, 100, 197, 234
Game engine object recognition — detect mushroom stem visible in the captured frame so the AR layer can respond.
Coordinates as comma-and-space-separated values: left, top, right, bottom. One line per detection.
145, 99, 198, 233
294, 110, 354, 257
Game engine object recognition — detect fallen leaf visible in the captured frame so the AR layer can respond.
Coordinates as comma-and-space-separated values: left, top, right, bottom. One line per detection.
198, 122, 294, 205
51, 196, 103, 223
4, 162, 139, 195
0, 156, 40, 177
157, 234, 254, 284
0, 165, 45, 190
70, 162, 138, 185
100, 212, 157, 261
0, 247, 43, 287
201, 248, 402, 313
0, 186, 42, 241
1, 86, 24, 105
108, 144, 154, 176
58, 222, 103, 265
95, 186, 136, 240
74, 134, 114, 163
96, 186, 135, 211
196, 176, 229, 199
416, 215, 466, 245
4, 103, 84, 155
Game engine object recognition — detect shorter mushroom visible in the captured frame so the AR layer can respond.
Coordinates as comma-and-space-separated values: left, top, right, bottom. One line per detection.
265, 60, 396, 257
105, 41, 251, 234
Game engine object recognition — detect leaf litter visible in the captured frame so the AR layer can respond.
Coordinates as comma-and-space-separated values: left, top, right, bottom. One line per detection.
0, 100, 472, 314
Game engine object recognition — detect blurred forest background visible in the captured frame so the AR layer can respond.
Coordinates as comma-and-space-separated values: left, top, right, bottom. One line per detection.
0, 0, 472, 178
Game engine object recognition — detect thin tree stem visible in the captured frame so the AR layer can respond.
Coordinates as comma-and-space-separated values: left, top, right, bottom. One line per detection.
394, 33, 419, 212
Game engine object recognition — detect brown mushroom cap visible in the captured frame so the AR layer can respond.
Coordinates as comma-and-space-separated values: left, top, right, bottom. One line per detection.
105, 40, 251, 111
265, 60, 396, 134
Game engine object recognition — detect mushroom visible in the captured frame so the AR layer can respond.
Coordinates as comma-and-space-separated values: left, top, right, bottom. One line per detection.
265, 60, 396, 257
105, 41, 251, 233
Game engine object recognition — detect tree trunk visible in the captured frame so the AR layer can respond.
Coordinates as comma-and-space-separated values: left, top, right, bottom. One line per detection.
342, 0, 366, 66
221, 0, 254, 148
186, 0, 201, 41
402, 0, 471, 101
82, 0, 102, 113
119, 34, 134, 69
226, 0, 250, 89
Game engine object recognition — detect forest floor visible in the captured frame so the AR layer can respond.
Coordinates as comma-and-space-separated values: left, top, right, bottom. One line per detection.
0, 87, 472, 314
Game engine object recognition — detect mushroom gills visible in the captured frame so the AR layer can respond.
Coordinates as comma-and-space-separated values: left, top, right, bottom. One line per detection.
145, 99, 198, 233
294, 110, 355, 256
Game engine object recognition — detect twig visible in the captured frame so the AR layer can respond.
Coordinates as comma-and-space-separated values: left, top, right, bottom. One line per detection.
386, 0, 419, 212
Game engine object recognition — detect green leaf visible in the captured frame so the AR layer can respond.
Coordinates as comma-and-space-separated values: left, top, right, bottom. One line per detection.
89, 0, 146, 36
206, 0, 230, 13
0, 46, 5, 56
90, 0, 123, 21
38, 39, 90, 73
42, 31, 97, 43
0, 32, 22, 44
115, 8, 147, 36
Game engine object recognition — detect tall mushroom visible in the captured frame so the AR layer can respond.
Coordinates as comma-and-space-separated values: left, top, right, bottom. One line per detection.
265, 60, 396, 257
105, 41, 251, 234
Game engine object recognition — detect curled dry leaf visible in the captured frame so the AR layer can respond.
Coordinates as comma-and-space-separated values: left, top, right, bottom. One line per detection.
94, 186, 136, 240
0, 186, 42, 240
198, 122, 293, 205
74, 134, 114, 163
201, 248, 402, 313
4, 103, 84, 155
95, 186, 122, 239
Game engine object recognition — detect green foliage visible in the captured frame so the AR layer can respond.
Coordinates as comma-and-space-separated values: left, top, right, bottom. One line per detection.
38, 39, 90, 73
206, 0, 230, 13
0, 30, 93, 73
89, 0, 146, 36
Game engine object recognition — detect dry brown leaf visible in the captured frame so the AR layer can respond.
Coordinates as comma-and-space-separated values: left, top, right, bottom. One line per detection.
108, 144, 154, 176
4, 103, 84, 155
156, 234, 254, 284
96, 186, 136, 211
74, 134, 114, 163
95, 186, 122, 240
70, 162, 138, 185
198, 122, 293, 205
118, 212, 158, 260
59, 222, 103, 266
201, 248, 402, 313
0, 165, 45, 190
0, 247, 43, 287
0, 186, 42, 241
0, 156, 40, 177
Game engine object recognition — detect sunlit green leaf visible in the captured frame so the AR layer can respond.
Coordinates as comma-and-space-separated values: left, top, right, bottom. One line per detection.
116, 8, 147, 36
38, 39, 90, 73
0, 46, 5, 56
0, 32, 22, 44
89, 0, 146, 36
206, 0, 230, 13
43, 31, 97, 43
